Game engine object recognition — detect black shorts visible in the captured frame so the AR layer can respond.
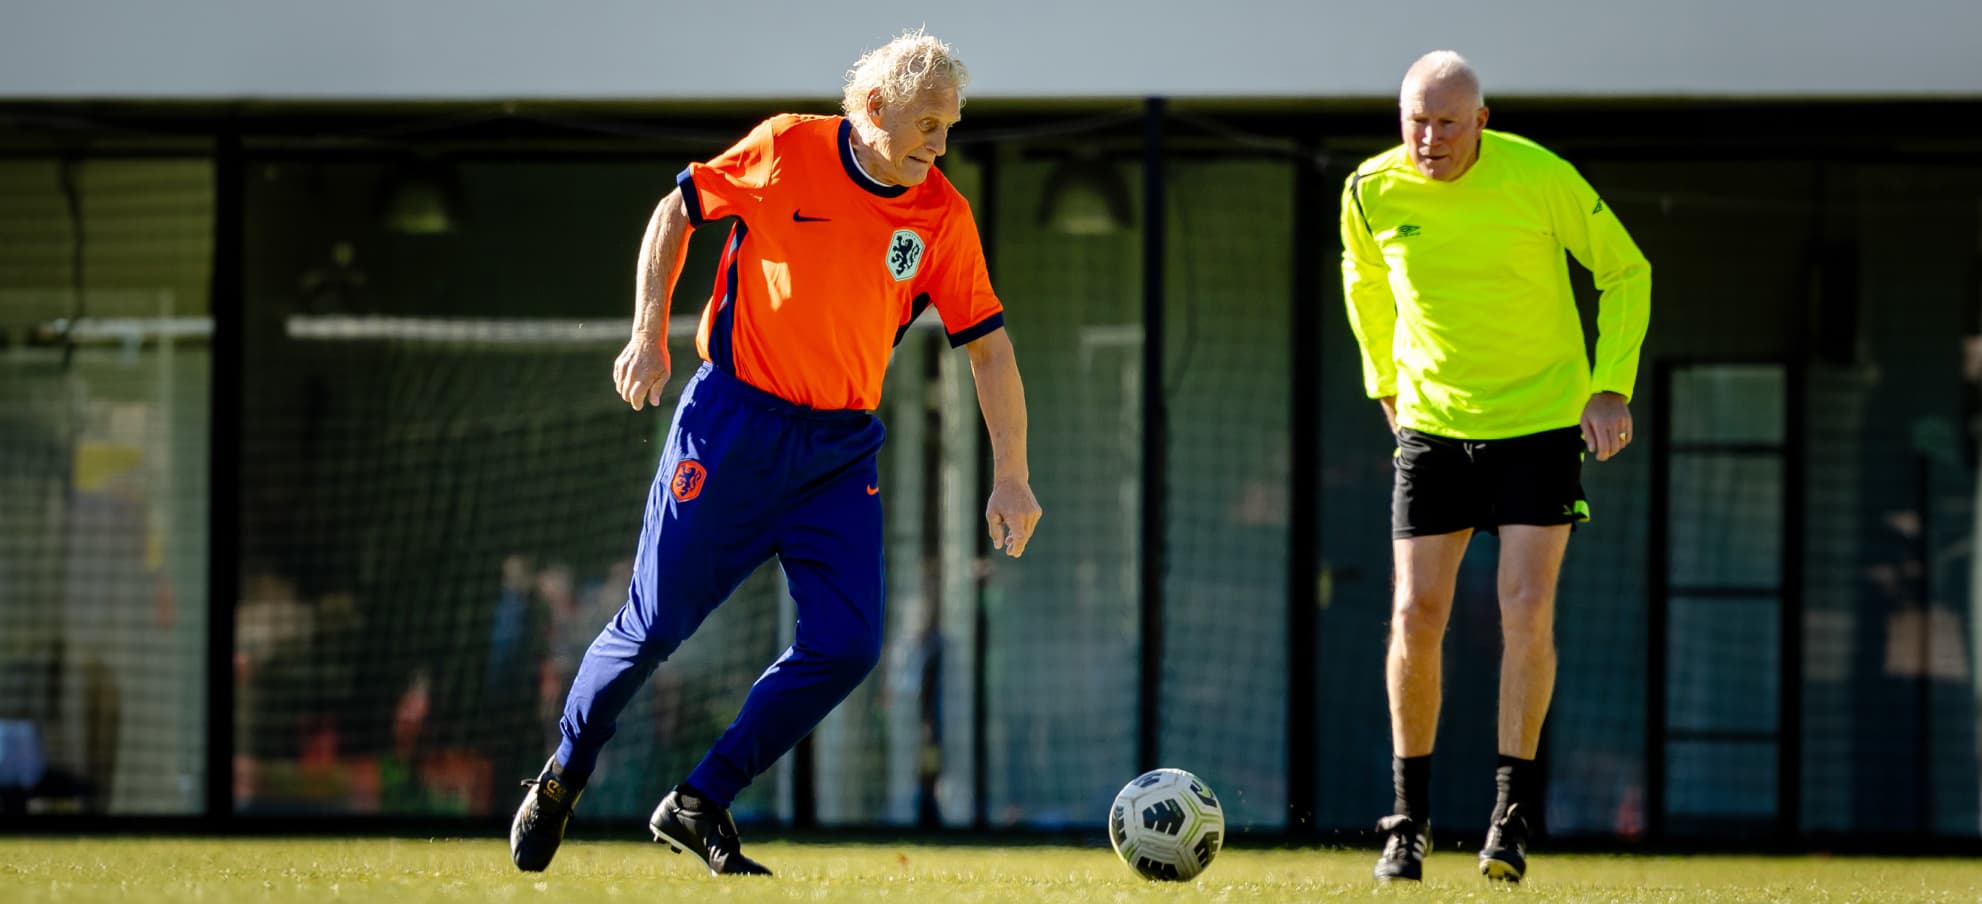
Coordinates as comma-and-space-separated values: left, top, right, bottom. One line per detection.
1391, 426, 1589, 539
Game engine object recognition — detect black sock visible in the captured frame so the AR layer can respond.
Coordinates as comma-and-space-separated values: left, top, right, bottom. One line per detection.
675, 782, 714, 809
1493, 754, 1535, 824
546, 756, 588, 792
1393, 755, 1431, 822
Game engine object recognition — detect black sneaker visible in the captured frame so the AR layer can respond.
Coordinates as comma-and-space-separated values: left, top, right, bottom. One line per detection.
1373, 814, 1430, 882
510, 758, 582, 872
1479, 803, 1530, 882
649, 786, 774, 876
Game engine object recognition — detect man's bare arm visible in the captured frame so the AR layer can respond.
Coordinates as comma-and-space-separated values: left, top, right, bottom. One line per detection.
965, 327, 1042, 556
615, 189, 694, 410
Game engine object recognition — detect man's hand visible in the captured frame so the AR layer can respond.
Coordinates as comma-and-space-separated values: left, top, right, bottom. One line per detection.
985, 476, 1042, 558
1580, 391, 1633, 462
1378, 395, 1399, 434
613, 333, 670, 410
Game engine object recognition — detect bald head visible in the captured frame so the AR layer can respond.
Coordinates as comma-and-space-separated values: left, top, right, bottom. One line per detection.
1398, 50, 1488, 181
1401, 50, 1483, 109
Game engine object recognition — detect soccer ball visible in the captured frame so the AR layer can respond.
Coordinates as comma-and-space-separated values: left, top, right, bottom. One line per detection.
1107, 768, 1224, 881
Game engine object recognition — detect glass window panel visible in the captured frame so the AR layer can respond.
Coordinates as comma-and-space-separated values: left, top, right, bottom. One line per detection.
1666, 740, 1776, 819
1160, 158, 1294, 831
1668, 595, 1780, 734
0, 159, 213, 816
982, 152, 1142, 828
1671, 366, 1785, 445
1670, 455, 1782, 589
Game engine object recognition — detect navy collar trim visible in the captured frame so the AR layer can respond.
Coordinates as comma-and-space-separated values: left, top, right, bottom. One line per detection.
839, 119, 909, 198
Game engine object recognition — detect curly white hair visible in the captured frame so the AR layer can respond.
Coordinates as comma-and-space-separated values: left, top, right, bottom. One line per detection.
841, 27, 970, 125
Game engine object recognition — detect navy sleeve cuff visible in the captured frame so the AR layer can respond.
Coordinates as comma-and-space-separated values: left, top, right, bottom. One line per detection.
946, 311, 1005, 348
675, 167, 706, 227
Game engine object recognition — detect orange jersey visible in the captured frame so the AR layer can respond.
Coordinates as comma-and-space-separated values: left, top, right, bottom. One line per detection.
676, 114, 1004, 411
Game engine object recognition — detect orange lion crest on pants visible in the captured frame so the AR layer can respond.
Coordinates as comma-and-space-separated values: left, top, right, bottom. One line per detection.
670, 460, 707, 502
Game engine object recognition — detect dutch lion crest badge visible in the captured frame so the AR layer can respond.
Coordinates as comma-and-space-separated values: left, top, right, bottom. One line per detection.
887, 229, 925, 282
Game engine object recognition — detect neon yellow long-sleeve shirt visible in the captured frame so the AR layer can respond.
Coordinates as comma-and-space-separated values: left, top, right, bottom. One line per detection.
1341, 130, 1651, 440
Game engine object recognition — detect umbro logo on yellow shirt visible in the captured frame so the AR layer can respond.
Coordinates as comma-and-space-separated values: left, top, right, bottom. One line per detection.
1396, 224, 1421, 237
1592, 199, 1606, 215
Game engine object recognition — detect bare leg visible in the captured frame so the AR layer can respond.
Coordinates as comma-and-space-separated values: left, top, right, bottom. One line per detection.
1389, 530, 1473, 757
1494, 524, 1570, 757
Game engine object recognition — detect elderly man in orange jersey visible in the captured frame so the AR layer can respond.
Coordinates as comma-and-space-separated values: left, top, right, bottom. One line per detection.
509, 28, 1040, 876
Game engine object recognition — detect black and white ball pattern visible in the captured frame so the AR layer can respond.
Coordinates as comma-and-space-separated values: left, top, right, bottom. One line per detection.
1107, 768, 1224, 881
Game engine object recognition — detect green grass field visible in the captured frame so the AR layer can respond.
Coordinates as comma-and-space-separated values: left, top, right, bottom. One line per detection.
3, 838, 1979, 903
